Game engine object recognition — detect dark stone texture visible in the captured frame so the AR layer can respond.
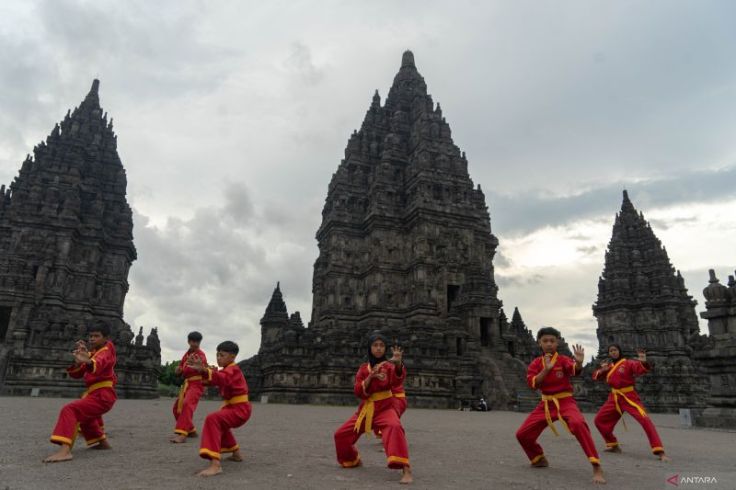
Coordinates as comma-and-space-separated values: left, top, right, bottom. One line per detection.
0, 80, 160, 398
242, 52, 534, 409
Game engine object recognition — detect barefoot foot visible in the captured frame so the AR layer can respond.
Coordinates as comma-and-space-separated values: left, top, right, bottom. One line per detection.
187, 431, 198, 438
196, 461, 223, 477
658, 453, 671, 462
170, 434, 187, 443
43, 446, 73, 463
400, 466, 413, 484
531, 456, 549, 468
227, 449, 244, 462
91, 439, 111, 450
604, 445, 621, 453
592, 465, 606, 484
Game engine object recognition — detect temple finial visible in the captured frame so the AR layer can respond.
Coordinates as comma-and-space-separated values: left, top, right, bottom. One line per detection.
90, 79, 100, 95
401, 50, 415, 68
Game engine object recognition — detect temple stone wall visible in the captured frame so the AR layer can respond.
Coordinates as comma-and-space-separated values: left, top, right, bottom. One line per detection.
241, 52, 535, 409
0, 80, 160, 398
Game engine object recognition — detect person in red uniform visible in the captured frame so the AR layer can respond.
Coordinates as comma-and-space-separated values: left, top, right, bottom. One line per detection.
334, 331, 412, 484
43, 322, 117, 463
515, 326, 605, 484
186, 340, 251, 477
170, 331, 208, 443
374, 344, 407, 438
593, 344, 670, 461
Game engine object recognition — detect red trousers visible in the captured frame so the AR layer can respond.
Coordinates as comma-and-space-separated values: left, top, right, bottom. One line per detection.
374, 396, 407, 436
335, 400, 410, 469
172, 380, 205, 435
394, 396, 407, 417
199, 402, 252, 460
516, 396, 600, 465
50, 388, 116, 447
594, 391, 663, 453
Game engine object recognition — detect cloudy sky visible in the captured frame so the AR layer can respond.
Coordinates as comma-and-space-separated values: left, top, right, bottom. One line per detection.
1, 0, 735, 362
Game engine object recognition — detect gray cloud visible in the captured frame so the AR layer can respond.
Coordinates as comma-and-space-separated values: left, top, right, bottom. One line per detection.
488, 166, 736, 236
2, 0, 736, 361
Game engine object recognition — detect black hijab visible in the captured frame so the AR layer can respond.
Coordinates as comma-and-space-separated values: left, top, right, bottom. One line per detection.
367, 331, 389, 367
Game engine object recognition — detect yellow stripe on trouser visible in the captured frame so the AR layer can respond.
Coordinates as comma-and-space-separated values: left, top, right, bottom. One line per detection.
176, 376, 202, 414
612, 385, 646, 431
541, 391, 573, 437
354, 390, 393, 434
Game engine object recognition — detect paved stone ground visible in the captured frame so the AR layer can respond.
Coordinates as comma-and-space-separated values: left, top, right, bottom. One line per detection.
0, 397, 734, 490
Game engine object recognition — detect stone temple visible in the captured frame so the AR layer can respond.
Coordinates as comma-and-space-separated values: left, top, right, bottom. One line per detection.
0, 80, 160, 398
582, 191, 708, 412
242, 51, 535, 409
690, 269, 736, 428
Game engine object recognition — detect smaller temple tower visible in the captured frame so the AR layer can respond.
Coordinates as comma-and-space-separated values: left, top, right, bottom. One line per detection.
691, 269, 736, 428
590, 190, 708, 411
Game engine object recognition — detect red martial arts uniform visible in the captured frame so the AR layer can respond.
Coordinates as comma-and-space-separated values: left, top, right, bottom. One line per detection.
199, 362, 251, 460
515, 352, 600, 465
172, 348, 207, 436
593, 358, 664, 454
374, 377, 407, 436
50, 341, 117, 447
334, 361, 410, 469
392, 378, 408, 417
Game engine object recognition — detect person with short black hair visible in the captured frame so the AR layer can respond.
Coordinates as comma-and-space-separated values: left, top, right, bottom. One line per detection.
43, 322, 117, 463
592, 344, 669, 461
170, 331, 208, 443
515, 327, 605, 484
187, 340, 251, 477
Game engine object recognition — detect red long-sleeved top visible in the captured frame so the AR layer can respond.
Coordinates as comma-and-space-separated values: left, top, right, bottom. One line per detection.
526, 352, 580, 395
180, 349, 208, 379
206, 362, 249, 400
592, 358, 651, 388
353, 361, 406, 400
66, 341, 117, 388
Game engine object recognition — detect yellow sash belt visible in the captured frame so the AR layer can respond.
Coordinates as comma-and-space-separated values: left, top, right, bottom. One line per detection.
611, 385, 647, 430
394, 392, 406, 398
354, 390, 393, 434
82, 380, 114, 399
541, 391, 573, 436
176, 376, 203, 414
221, 394, 249, 407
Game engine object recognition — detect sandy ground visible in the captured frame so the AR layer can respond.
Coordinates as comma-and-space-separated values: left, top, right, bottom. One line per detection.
0, 396, 734, 490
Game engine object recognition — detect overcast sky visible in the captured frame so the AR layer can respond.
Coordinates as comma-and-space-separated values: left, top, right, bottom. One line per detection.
2, 0, 735, 363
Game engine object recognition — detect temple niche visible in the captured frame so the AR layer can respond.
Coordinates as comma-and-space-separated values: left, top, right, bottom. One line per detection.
581, 191, 709, 412
0, 80, 160, 398
241, 51, 535, 409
